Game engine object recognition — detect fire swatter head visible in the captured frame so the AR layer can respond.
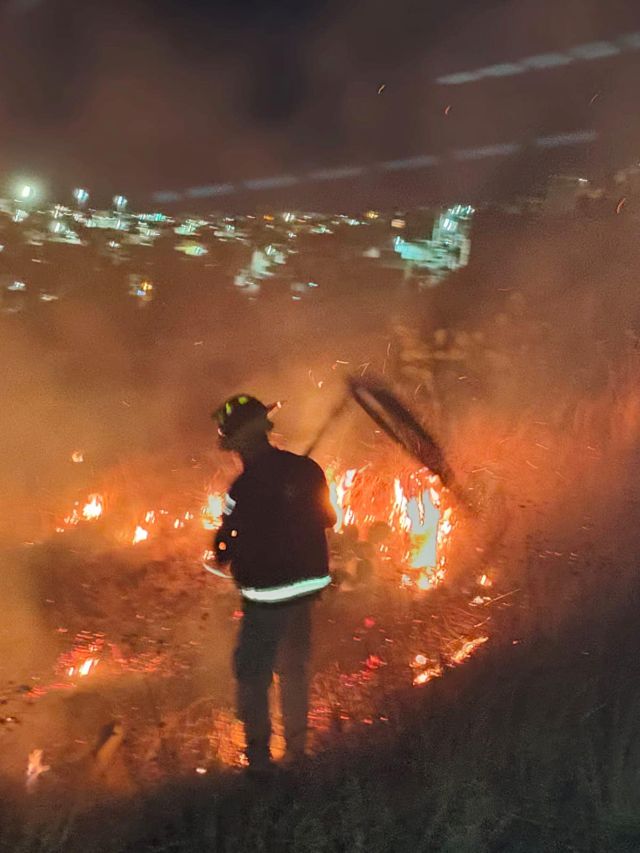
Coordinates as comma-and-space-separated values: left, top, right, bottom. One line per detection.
347, 374, 470, 508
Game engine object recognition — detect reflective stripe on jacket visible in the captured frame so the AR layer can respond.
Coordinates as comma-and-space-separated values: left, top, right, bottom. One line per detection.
240, 574, 331, 603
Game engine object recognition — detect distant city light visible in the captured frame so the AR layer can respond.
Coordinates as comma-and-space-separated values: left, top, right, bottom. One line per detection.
73, 188, 89, 206
113, 195, 128, 212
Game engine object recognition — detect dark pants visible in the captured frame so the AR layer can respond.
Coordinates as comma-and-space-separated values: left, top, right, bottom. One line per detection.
233, 595, 314, 767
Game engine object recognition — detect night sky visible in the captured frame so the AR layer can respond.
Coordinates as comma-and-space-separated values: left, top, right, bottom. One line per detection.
0, 0, 638, 205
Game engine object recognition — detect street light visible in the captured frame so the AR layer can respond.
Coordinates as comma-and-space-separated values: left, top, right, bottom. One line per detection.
113, 195, 128, 212
10, 179, 40, 217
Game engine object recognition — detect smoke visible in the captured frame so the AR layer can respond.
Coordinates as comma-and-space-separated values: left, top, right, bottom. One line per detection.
1, 0, 640, 788
0, 0, 637, 203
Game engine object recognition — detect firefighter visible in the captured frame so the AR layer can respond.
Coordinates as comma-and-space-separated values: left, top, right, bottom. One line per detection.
211, 395, 336, 773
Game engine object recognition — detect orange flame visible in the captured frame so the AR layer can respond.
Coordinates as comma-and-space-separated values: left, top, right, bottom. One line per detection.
132, 525, 149, 544
413, 665, 443, 685
450, 636, 488, 665
67, 656, 99, 678
329, 469, 357, 532
26, 749, 50, 791
82, 494, 103, 521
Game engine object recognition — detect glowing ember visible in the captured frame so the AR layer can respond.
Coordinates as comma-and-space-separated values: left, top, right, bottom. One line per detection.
132, 525, 149, 544
82, 494, 103, 521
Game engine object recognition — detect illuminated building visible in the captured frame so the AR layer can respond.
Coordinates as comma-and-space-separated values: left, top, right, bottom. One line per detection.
392, 205, 474, 275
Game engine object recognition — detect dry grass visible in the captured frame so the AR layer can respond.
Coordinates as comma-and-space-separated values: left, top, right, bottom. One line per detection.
4, 216, 640, 850
3, 563, 640, 853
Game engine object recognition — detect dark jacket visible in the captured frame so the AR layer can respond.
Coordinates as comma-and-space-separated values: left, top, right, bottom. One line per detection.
214, 447, 336, 592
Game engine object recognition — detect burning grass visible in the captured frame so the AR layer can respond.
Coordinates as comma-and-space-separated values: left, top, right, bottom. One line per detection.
10, 349, 638, 792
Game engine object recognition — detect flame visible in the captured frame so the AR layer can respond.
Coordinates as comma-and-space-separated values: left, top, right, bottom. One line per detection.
82, 494, 103, 521
67, 656, 99, 678
80, 657, 98, 676
132, 525, 149, 544
408, 489, 440, 571
79, 657, 97, 676
413, 665, 443, 685
63, 508, 80, 526
26, 749, 50, 791
329, 468, 357, 532
412, 637, 488, 687
390, 478, 411, 531
450, 636, 488, 665
201, 493, 223, 530
54, 464, 455, 592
